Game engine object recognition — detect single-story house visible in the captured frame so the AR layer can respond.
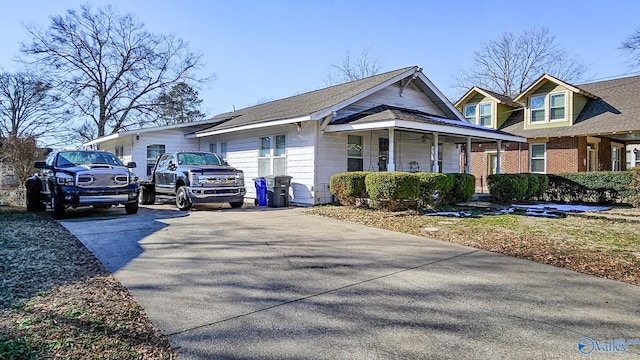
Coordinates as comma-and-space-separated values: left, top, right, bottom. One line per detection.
455, 74, 640, 190
85, 66, 524, 206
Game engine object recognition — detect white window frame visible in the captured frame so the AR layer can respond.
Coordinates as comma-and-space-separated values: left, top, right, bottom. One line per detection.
114, 144, 124, 160
530, 95, 546, 123
612, 145, 623, 171
463, 102, 492, 127
146, 144, 166, 176
347, 135, 364, 171
464, 104, 476, 123
549, 93, 566, 121
209, 141, 228, 160
529, 91, 567, 124
530, 143, 546, 174
258, 135, 286, 177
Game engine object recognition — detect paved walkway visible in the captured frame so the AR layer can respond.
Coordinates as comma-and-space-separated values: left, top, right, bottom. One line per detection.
61, 205, 640, 359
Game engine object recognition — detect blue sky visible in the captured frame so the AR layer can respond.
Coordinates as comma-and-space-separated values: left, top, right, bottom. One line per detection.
2, 0, 639, 117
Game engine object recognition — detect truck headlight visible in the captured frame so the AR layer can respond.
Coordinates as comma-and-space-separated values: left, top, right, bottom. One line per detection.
235, 172, 244, 187
189, 171, 200, 186
56, 174, 75, 186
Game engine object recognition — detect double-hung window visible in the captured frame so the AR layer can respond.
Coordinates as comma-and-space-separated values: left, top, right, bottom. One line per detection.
209, 141, 228, 160
530, 95, 546, 123
530, 144, 546, 173
146, 144, 166, 176
479, 103, 492, 127
347, 135, 363, 171
550, 93, 565, 120
530, 92, 566, 123
464, 105, 476, 123
463, 103, 492, 127
258, 135, 286, 176
114, 145, 124, 160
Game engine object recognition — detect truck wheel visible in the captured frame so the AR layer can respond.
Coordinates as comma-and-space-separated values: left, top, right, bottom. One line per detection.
125, 201, 139, 215
139, 185, 155, 205
52, 192, 65, 219
176, 186, 192, 211
229, 201, 244, 208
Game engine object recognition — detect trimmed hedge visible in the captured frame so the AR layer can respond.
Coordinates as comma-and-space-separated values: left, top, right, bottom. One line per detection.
631, 168, 640, 207
542, 171, 635, 204
329, 171, 371, 206
443, 173, 475, 205
365, 172, 420, 211
416, 172, 453, 207
488, 173, 548, 204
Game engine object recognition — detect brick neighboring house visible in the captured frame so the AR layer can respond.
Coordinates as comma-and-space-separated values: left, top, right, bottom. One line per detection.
455, 74, 640, 191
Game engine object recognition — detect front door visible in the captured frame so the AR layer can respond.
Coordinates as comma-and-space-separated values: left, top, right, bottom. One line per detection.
378, 138, 389, 171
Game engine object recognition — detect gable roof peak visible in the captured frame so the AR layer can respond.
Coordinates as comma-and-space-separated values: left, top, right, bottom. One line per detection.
515, 73, 599, 101
455, 86, 522, 108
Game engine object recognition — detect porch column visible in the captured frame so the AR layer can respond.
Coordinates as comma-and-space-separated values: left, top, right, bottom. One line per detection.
432, 132, 440, 172
387, 128, 395, 171
465, 137, 472, 174
496, 140, 502, 174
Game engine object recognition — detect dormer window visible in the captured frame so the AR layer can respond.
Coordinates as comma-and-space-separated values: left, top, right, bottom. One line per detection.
550, 93, 565, 120
529, 92, 566, 123
463, 102, 492, 128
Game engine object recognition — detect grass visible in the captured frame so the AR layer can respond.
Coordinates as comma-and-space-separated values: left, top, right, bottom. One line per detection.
0, 206, 175, 359
304, 205, 640, 286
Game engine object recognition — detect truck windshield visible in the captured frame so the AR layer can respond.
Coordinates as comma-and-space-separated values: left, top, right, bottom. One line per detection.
56, 151, 124, 167
177, 153, 223, 166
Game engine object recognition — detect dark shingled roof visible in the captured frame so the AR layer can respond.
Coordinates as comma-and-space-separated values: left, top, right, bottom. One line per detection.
475, 87, 523, 108
197, 66, 419, 134
501, 75, 640, 138
336, 105, 518, 138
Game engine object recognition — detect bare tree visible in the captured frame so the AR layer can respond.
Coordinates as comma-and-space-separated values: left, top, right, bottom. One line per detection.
20, 4, 212, 141
0, 72, 65, 140
0, 136, 45, 187
621, 29, 640, 69
454, 28, 586, 97
325, 48, 383, 85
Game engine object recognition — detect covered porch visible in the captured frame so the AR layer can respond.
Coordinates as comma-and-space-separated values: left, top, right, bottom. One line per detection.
323, 105, 525, 175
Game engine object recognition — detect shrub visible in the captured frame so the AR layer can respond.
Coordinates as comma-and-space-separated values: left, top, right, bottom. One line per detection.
329, 172, 371, 206
415, 172, 452, 207
365, 172, 420, 211
631, 167, 640, 207
442, 173, 475, 205
542, 171, 635, 204
488, 173, 548, 204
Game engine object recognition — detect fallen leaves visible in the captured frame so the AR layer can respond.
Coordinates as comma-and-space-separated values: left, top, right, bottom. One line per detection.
305, 205, 640, 286
0, 206, 175, 359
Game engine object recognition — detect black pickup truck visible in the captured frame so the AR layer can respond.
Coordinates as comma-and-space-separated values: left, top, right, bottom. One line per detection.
25, 150, 140, 219
139, 151, 246, 210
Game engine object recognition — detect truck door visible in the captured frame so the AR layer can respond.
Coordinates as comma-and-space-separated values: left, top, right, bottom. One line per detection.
154, 153, 173, 194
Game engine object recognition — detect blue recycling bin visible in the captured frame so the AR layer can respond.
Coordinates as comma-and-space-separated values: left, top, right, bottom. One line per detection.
254, 177, 267, 206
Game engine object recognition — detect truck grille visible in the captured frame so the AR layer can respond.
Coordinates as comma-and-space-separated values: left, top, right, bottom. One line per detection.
76, 172, 129, 188
199, 174, 236, 186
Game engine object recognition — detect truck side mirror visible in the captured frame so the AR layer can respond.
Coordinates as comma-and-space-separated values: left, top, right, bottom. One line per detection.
168, 161, 177, 171
34, 161, 50, 169
127, 162, 137, 169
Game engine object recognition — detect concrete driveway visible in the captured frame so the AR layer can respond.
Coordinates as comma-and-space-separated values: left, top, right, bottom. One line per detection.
60, 205, 640, 359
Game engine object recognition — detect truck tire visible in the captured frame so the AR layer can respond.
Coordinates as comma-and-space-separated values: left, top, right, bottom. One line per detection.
176, 186, 192, 211
125, 200, 139, 215
139, 185, 155, 205
52, 191, 65, 219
